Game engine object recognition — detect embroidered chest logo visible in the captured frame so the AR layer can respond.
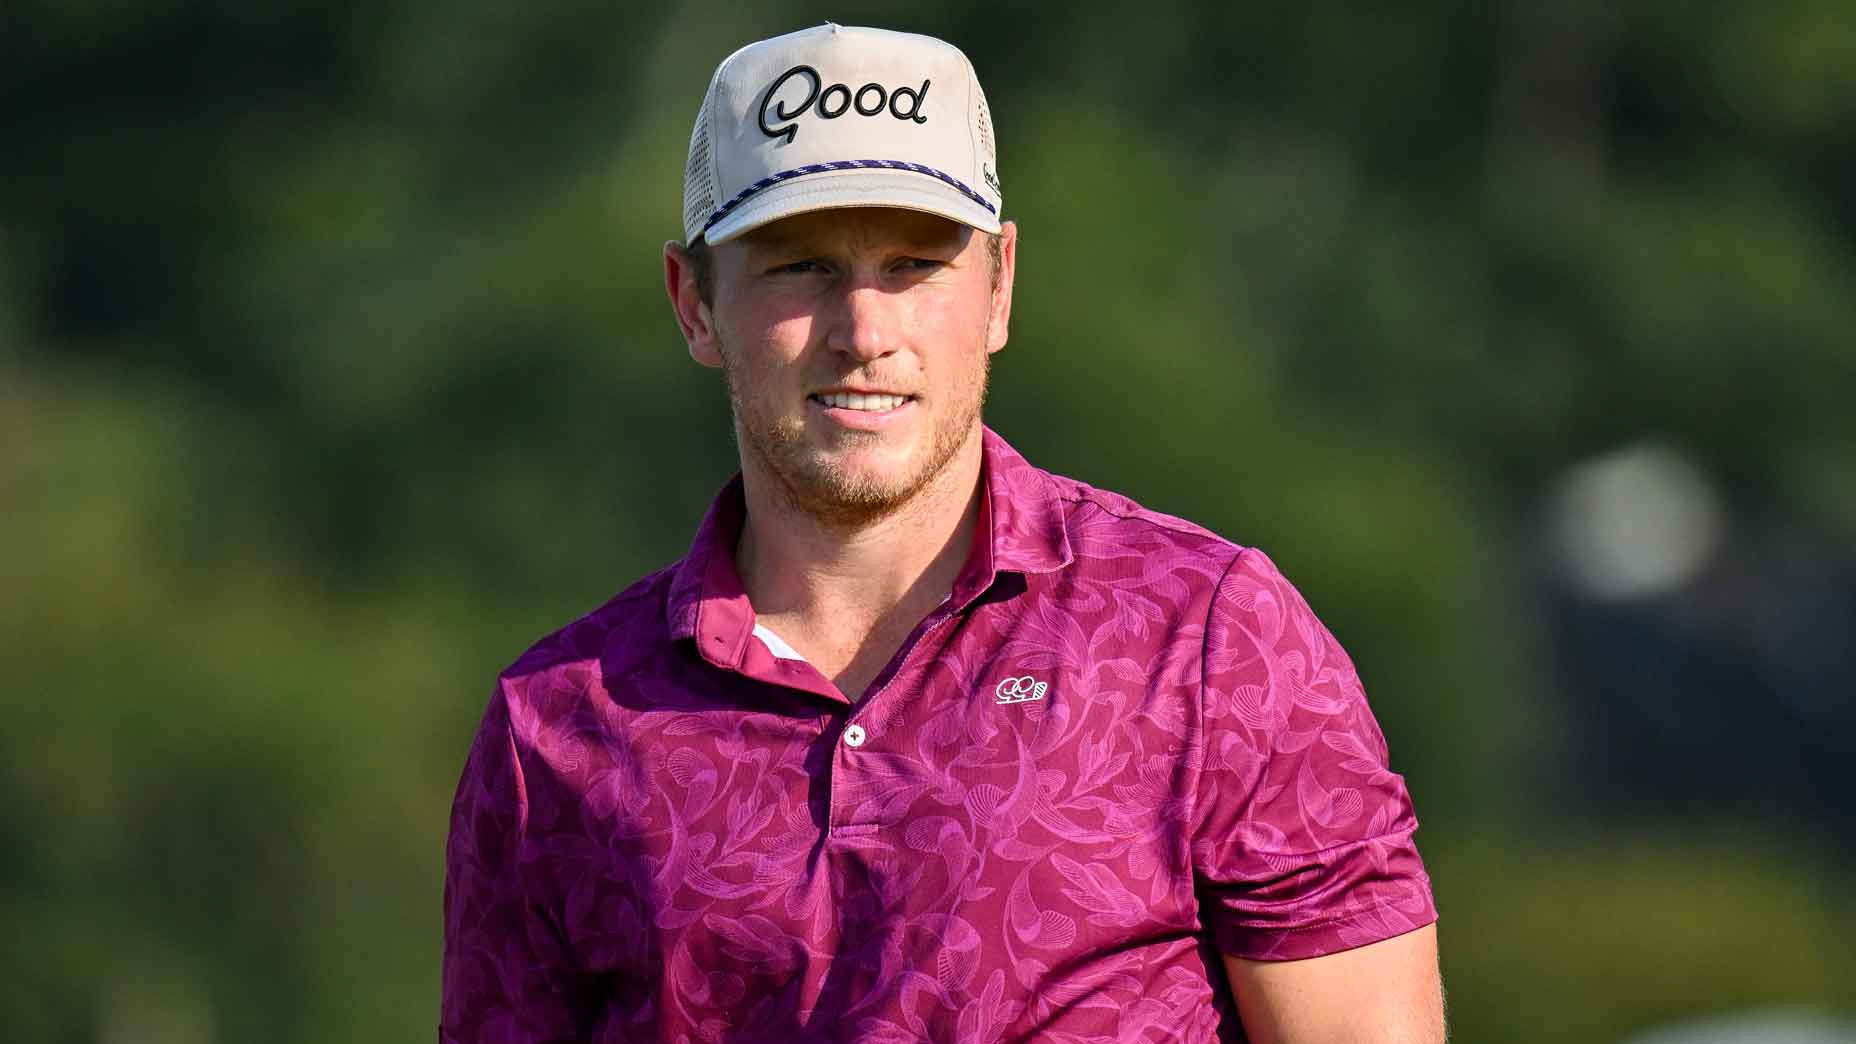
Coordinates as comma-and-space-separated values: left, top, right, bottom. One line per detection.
995, 674, 1048, 705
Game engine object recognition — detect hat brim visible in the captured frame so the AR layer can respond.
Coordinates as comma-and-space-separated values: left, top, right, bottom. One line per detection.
702, 168, 1002, 245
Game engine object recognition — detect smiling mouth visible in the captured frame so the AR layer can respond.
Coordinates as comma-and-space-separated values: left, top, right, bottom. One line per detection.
810, 392, 913, 412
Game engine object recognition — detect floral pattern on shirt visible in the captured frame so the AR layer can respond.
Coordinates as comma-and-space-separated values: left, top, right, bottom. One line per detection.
442, 428, 1435, 1043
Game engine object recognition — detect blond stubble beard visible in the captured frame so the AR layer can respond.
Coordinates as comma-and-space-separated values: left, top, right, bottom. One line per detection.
718, 342, 991, 529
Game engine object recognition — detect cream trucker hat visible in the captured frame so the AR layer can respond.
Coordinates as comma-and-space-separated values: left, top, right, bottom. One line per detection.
682, 23, 1003, 245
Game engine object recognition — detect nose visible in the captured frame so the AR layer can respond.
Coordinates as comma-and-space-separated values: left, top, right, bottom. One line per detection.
825, 279, 902, 363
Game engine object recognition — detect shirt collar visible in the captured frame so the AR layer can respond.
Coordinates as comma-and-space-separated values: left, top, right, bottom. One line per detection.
666, 425, 1074, 661
975, 424, 1074, 578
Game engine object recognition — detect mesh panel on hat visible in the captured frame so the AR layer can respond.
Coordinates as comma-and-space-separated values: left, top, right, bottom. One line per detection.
975, 87, 993, 160
682, 90, 716, 242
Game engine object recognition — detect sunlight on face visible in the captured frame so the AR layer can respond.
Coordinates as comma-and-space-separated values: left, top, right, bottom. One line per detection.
706, 208, 1006, 524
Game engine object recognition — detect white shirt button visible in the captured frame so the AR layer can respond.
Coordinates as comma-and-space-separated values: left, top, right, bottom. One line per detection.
842, 724, 867, 748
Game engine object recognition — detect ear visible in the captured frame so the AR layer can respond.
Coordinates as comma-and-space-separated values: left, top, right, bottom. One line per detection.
985, 221, 1018, 355
665, 241, 722, 368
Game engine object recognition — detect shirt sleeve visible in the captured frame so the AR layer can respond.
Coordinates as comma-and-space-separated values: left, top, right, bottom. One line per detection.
1190, 548, 1437, 961
440, 686, 592, 1043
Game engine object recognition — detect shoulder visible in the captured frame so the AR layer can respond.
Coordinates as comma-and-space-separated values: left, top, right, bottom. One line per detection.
1031, 462, 1324, 640
1042, 466, 1250, 582
493, 564, 680, 716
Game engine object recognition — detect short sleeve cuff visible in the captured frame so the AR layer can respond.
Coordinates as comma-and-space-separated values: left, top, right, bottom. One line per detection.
1200, 833, 1438, 962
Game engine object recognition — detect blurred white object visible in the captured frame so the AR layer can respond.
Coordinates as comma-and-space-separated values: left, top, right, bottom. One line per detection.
1618, 1007, 1856, 1044
1549, 441, 1725, 602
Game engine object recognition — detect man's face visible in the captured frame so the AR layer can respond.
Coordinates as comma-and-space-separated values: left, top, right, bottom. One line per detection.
674, 207, 1016, 523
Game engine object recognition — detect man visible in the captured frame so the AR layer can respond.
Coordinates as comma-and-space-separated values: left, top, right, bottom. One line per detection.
443, 23, 1443, 1044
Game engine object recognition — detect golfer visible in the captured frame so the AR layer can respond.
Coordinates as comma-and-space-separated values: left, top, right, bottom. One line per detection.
442, 22, 1443, 1043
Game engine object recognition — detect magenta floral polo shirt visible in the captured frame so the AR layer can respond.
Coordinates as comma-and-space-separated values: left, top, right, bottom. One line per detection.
442, 428, 1436, 1043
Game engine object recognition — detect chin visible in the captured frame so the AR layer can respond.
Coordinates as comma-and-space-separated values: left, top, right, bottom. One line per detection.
769, 440, 942, 519
805, 456, 924, 509
736, 399, 982, 521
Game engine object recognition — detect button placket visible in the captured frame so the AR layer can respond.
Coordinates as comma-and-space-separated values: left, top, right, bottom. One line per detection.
825, 610, 958, 837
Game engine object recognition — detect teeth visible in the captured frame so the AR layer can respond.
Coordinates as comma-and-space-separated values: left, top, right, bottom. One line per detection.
817, 392, 907, 412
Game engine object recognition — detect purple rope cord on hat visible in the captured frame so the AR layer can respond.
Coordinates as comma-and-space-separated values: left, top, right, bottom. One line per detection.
701, 159, 996, 236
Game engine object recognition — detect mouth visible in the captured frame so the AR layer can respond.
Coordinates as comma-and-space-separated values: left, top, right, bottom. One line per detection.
808, 391, 915, 412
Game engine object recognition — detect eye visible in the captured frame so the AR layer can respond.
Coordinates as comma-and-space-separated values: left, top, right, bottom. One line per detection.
765, 259, 826, 276
896, 257, 947, 273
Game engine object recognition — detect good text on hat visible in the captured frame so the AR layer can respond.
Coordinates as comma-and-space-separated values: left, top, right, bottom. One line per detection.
758, 65, 931, 145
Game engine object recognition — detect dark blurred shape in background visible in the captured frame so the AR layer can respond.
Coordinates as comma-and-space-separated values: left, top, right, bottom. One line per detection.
1542, 441, 1856, 831
2, 2, 1851, 1041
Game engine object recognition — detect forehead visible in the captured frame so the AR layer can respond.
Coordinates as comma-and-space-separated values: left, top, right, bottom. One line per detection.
734, 206, 971, 254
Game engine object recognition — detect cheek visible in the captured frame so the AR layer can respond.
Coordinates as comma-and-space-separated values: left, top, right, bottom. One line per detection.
762, 314, 816, 356
931, 296, 998, 369
716, 311, 814, 374
912, 284, 993, 342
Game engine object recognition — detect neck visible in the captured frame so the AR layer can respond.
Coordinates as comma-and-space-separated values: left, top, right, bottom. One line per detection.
735, 426, 985, 658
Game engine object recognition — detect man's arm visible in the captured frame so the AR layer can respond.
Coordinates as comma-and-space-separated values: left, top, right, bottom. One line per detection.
442, 689, 591, 1043
1222, 923, 1445, 1044
1194, 551, 1444, 1042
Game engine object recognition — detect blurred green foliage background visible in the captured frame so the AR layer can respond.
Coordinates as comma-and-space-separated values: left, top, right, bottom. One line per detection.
3, 1, 1853, 1041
